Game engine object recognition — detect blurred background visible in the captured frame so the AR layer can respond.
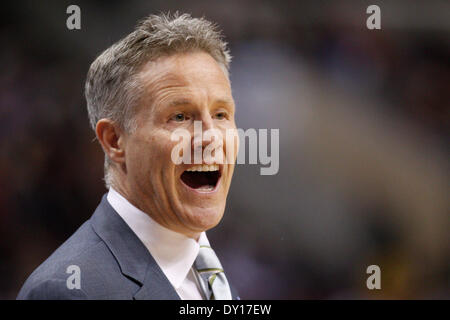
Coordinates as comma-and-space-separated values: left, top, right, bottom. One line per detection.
0, 0, 448, 299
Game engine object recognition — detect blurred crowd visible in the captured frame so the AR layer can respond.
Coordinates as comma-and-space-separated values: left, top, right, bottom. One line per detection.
0, 0, 448, 299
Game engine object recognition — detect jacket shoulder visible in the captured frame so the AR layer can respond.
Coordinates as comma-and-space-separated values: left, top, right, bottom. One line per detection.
17, 278, 88, 300
17, 220, 128, 299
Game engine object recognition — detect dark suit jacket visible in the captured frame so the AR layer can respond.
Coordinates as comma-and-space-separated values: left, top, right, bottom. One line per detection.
17, 194, 239, 300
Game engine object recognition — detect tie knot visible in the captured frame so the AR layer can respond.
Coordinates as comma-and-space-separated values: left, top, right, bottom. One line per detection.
193, 245, 232, 300
194, 246, 224, 274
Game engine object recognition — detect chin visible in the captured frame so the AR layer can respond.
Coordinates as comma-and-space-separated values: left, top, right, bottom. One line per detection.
181, 204, 226, 232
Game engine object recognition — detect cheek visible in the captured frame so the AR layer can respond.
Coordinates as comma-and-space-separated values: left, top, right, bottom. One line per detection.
145, 130, 183, 171
125, 139, 152, 183
222, 127, 239, 163
126, 133, 158, 169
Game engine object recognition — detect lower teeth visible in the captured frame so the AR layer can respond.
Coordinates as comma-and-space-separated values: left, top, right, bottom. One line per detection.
197, 185, 214, 191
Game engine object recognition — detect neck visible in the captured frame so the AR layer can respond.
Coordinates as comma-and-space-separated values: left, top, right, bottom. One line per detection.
109, 178, 202, 241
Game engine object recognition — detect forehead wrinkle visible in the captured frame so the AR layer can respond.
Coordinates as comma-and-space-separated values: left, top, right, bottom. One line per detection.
138, 55, 234, 114
144, 71, 187, 101
136, 69, 189, 117
145, 76, 225, 111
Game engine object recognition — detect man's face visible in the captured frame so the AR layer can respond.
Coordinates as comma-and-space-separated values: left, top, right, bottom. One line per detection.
122, 51, 237, 239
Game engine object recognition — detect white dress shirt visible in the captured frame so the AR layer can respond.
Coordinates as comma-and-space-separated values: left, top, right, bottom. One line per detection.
107, 187, 208, 300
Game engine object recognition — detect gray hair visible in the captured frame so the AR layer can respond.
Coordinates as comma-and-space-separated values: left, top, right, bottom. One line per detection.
84, 12, 231, 188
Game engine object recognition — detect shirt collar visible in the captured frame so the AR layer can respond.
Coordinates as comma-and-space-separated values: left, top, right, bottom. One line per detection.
107, 187, 209, 289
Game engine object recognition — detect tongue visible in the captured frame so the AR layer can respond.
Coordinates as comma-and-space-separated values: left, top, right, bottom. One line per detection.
181, 171, 218, 189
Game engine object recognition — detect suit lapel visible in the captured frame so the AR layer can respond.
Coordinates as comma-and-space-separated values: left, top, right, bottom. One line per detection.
91, 194, 180, 300
133, 265, 180, 300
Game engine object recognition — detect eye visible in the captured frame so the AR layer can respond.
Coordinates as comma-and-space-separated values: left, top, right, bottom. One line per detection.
171, 113, 188, 122
214, 111, 227, 120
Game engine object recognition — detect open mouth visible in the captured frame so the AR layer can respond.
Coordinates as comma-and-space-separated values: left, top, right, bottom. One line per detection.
180, 164, 221, 192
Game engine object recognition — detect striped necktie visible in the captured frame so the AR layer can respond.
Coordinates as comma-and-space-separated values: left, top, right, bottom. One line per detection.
194, 245, 232, 300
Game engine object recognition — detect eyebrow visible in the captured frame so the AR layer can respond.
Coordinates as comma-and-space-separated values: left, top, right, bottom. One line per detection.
167, 98, 234, 108
168, 98, 193, 108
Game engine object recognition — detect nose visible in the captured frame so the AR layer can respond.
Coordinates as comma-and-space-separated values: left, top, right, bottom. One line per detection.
192, 113, 221, 151
200, 112, 215, 132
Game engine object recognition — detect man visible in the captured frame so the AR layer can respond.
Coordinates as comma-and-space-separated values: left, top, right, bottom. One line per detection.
17, 13, 239, 300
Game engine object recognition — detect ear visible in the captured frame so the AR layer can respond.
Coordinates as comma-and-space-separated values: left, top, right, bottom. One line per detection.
96, 119, 126, 165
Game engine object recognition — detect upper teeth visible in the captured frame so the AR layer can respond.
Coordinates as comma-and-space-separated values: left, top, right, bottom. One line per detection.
186, 164, 219, 172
